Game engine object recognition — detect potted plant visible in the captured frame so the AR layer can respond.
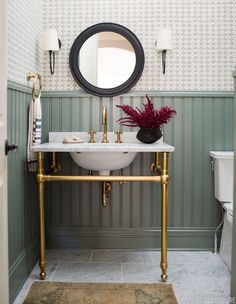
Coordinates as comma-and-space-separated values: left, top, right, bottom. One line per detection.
116, 95, 176, 144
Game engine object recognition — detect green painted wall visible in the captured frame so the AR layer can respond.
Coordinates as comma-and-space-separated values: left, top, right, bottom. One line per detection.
7, 82, 38, 303
41, 90, 234, 250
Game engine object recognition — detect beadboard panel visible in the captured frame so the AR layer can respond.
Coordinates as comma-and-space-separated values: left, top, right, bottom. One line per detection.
41, 91, 234, 249
7, 83, 38, 303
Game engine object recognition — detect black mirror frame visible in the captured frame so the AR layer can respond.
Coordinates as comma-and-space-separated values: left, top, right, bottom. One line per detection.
69, 23, 145, 97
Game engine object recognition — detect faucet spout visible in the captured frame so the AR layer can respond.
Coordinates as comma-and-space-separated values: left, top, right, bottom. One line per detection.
102, 106, 109, 143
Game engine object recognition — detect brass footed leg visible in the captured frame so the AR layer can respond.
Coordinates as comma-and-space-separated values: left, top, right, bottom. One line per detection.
160, 152, 169, 282
39, 260, 46, 280
37, 152, 46, 280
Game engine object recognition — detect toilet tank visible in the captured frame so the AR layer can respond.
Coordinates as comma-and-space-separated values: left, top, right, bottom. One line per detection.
210, 151, 234, 203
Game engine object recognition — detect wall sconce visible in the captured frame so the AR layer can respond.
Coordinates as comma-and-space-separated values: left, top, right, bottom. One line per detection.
43, 30, 62, 75
155, 28, 172, 74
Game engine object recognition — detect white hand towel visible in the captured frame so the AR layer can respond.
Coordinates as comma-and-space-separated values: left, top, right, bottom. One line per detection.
27, 97, 42, 172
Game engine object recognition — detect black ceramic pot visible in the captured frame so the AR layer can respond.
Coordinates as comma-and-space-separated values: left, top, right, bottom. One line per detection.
136, 127, 162, 144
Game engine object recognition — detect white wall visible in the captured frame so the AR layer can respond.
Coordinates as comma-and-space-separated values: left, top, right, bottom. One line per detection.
42, 0, 236, 91
8, 0, 43, 85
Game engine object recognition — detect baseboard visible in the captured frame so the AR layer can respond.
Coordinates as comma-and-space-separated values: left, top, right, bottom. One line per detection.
46, 227, 217, 250
9, 236, 38, 304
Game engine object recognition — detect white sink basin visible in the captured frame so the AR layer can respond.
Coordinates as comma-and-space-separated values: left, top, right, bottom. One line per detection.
70, 151, 137, 175
69, 132, 139, 175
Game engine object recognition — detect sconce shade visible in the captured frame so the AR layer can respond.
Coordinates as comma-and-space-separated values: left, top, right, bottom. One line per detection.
43, 30, 60, 51
155, 28, 172, 51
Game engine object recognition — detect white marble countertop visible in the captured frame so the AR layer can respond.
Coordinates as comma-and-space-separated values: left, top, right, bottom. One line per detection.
31, 132, 175, 153
31, 142, 174, 152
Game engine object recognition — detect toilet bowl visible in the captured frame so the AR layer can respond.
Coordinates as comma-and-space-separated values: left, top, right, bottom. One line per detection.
220, 202, 233, 269
210, 151, 234, 270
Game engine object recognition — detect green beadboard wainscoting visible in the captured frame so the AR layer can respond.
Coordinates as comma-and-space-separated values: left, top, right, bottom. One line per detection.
41, 89, 234, 249
7, 80, 234, 300
7, 82, 38, 303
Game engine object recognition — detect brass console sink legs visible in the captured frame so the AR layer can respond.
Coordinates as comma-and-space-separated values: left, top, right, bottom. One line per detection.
151, 151, 170, 281
36, 151, 170, 282
160, 152, 169, 282
37, 152, 46, 280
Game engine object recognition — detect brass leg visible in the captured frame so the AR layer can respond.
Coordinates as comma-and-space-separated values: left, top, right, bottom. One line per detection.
160, 152, 170, 282
37, 152, 46, 280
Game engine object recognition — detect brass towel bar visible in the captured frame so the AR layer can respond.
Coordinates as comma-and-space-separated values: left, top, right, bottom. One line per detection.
26, 72, 42, 101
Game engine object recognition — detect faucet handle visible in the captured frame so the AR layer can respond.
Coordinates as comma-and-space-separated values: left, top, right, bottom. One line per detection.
88, 130, 96, 143
115, 131, 123, 143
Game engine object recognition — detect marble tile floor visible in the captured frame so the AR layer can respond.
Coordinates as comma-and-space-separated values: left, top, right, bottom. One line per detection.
14, 250, 231, 304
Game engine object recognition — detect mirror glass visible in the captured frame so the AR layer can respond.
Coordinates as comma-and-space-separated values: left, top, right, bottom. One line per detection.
79, 32, 136, 89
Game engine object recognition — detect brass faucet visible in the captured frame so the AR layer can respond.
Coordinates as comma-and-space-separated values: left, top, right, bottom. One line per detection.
101, 106, 109, 143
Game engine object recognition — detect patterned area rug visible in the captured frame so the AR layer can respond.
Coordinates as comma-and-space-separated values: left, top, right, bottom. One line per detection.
23, 282, 179, 304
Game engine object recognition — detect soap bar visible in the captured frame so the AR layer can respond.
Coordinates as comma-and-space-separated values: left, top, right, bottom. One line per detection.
63, 136, 84, 144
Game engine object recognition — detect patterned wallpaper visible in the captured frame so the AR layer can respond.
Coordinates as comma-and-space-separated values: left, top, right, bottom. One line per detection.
8, 0, 43, 85
42, 0, 236, 91
7, 0, 236, 91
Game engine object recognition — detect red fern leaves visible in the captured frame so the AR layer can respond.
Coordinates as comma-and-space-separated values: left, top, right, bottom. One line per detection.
117, 95, 176, 129
116, 104, 141, 127
154, 106, 176, 128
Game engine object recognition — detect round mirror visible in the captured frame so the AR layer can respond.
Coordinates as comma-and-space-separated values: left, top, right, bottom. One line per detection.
69, 23, 145, 97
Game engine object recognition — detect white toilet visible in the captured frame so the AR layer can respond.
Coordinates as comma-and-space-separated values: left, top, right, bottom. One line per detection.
210, 151, 234, 270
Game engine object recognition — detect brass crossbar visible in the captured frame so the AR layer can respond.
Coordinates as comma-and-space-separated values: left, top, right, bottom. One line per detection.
41, 175, 162, 183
